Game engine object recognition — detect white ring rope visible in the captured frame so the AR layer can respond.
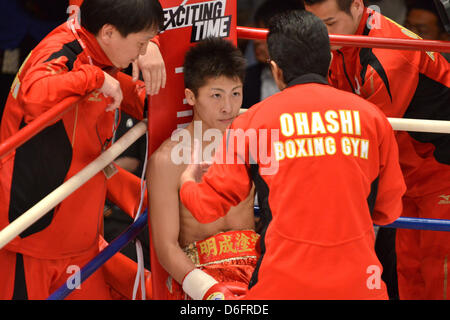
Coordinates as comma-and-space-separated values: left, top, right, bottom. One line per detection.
0, 120, 148, 250
387, 117, 450, 134
239, 109, 450, 134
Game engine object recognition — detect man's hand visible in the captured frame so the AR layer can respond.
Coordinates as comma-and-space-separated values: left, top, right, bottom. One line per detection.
180, 139, 211, 186
132, 41, 166, 96
100, 71, 123, 112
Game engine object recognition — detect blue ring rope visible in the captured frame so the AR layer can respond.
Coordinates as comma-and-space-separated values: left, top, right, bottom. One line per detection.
47, 210, 148, 300
379, 216, 450, 232
254, 206, 450, 232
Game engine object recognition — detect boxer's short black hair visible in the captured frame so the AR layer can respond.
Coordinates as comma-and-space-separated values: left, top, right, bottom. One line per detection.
81, 0, 164, 37
183, 37, 246, 96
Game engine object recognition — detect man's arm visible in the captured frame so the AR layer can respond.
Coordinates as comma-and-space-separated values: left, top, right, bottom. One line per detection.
359, 61, 416, 118
115, 71, 146, 120
148, 146, 196, 285
179, 134, 253, 224
119, 39, 166, 120
371, 115, 407, 225
132, 39, 166, 96
106, 165, 147, 219
150, 140, 252, 300
361, 53, 450, 165
17, 55, 105, 121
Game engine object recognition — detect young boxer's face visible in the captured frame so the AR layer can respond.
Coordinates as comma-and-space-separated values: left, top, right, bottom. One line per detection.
186, 76, 243, 133
305, 0, 363, 50
98, 25, 157, 69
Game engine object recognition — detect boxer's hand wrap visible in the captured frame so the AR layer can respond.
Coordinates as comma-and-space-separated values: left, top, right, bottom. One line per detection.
182, 269, 235, 300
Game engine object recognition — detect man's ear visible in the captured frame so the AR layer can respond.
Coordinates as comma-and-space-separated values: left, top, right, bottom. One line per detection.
352, 0, 364, 14
350, 0, 365, 26
98, 24, 116, 44
270, 60, 287, 91
185, 88, 196, 106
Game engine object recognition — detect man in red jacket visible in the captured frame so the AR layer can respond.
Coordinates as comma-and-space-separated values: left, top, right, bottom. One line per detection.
0, 0, 164, 300
68, 0, 166, 95
179, 10, 406, 299
304, 0, 450, 300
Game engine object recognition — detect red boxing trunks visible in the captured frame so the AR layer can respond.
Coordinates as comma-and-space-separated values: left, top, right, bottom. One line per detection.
165, 230, 259, 300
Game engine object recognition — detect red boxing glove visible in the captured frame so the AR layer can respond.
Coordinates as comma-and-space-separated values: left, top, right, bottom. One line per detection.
182, 269, 248, 300
203, 282, 248, 300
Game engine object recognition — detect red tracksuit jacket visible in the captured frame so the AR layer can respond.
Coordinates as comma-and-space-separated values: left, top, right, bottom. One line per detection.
180, 74, 406, 299
329, 8, 450, 198
0, 22, 146, 259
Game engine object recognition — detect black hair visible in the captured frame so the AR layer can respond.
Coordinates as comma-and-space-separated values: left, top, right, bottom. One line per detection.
267, 10, 331, 82
80, 0, 164, 37
304, 0, 353, 13
183, 37, 246, 96
407, 0, 446, 32
303, 0, 372, 14
254, 0, 304, 26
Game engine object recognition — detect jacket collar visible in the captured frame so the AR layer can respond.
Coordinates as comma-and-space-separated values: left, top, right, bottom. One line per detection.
355, 7, 371, 37
287, 73, 329, 88
75, 26, 114, 68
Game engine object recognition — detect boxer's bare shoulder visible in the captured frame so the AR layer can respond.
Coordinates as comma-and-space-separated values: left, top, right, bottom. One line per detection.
149, 132, 255, 248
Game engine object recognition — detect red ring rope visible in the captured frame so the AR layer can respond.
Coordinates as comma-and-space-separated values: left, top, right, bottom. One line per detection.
237, 26, 450, 52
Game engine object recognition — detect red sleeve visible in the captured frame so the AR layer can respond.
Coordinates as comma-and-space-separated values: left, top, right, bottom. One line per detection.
180, 163, 252, 223
179, 127, 253, 223
106, 164, 147, 219
115, 71, 146, 120
371, 117, 407, 225
18, 55, 105, 122
359, 56, 418, 118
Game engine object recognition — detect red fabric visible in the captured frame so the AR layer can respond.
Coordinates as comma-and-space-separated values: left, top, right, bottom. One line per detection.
156, 230, 259, 300
203, 282, 246, 300
328, 8, 450, 300
106, 165, 147, 219
180, 81, 406, 299
0, 247, 111, 300
396, 191, 450, 300
99, 236, 152, 300
0, 22, 145, 259
328, 8, 450, 198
